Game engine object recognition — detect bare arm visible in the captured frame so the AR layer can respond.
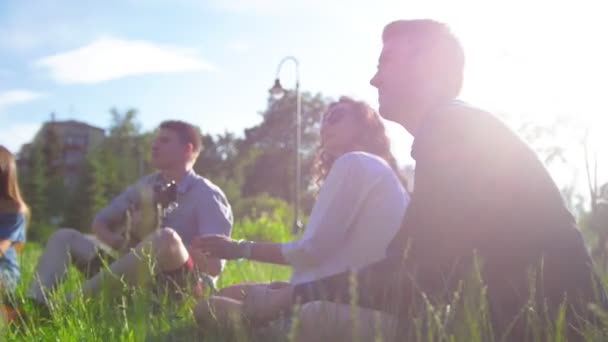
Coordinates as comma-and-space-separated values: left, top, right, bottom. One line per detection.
194, 236, 289, 265
187, 238, 225, 276
92, 218, 124, 251
0, 212, 26, 255
249, 242, 288, 265
0, 239, 11, 255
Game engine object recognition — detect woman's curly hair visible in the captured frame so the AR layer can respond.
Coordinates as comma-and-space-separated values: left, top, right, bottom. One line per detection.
312, 96, 407, 190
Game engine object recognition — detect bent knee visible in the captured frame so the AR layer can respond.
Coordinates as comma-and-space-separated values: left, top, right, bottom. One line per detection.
149, 227, 188, 269
194, 296, 244, 328
193, 299, 213, 326
193, 297, 231, 326
48, 228, 85, 247
152, 227, 183, 250
299, 301, 333, 318
218, 283, 256, 300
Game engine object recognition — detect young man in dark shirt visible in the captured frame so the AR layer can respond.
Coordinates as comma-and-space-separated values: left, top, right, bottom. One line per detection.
241, 19, 603, 340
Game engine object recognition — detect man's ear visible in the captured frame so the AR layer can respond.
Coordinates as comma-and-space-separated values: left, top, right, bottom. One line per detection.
185, 142, 194, 158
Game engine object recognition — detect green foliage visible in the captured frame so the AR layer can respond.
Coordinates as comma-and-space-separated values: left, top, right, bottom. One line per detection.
64, 149, 111, 232
103, 108, 145, 195
24, 222, 56, 246
41, 122, 64, 179
232, 193, 292, 224
194, 132, 247, 207
21, 144, 48, 227
41, 124, 67, 221
231, 195, 293, 243
239, 92, 328, 210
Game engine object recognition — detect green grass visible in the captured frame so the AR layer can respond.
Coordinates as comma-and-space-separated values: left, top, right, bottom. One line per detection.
3, 242, 608, 341
0, 243, 290, 341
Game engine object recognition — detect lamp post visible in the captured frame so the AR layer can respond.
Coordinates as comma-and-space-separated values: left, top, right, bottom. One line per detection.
269, 56, 302, 233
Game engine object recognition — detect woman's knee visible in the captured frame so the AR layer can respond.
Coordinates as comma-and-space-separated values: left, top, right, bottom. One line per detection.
193, 296, 244, 328
193, 298, 214, 326
218, 282, 259, 300
299, 301, 333, 325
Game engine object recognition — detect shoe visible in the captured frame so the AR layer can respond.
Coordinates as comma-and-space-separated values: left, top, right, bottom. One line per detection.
1, 302, 25, 325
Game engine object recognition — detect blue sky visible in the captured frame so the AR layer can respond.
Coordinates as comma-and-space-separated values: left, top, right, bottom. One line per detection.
1, 0, 606, 187
0, 0, 399, 153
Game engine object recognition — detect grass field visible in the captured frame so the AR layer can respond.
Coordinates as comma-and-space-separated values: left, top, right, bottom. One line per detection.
2, 241, 608, 341
0, 242, 291, 341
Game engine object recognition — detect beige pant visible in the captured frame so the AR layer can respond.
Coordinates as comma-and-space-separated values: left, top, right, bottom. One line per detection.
194, 283, 400, 342
27, 227, 190, 304
294, 301, 400, 342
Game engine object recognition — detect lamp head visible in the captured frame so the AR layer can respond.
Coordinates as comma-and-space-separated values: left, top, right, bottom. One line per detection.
269, 78, 286, 100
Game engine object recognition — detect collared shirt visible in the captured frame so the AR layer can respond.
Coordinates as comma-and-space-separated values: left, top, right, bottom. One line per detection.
95, 169, 233, 245
281, 152, 409, 285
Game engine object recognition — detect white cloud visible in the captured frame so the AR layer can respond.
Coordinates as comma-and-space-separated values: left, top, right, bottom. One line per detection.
0, 90, 46, 112
0, 122, 41, 153
228, 42, 251, 53
35, 37, 217, 84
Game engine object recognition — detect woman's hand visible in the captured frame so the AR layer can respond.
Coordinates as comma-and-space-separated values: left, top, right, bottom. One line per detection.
192, 234, 247, 260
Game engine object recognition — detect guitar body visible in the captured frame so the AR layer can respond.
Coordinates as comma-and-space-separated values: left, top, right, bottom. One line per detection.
110, 180, 178, 254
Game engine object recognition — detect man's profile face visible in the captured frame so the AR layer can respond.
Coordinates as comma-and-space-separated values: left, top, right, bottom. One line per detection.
151, 128, 190, 169
370, 38, 425, 126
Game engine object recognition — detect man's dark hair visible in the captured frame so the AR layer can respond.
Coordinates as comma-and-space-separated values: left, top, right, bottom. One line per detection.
159, 120, 203, 157
383, 19, 465, 98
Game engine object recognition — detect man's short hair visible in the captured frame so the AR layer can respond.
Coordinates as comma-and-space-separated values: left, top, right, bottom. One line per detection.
383, 19, 465, 98
159, 120, 203, 158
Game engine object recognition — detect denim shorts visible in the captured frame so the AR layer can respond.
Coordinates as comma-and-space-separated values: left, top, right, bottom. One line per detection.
0, 267, 18, 293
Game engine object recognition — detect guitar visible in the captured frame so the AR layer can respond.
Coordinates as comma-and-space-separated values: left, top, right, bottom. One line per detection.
117, 180, 178, 253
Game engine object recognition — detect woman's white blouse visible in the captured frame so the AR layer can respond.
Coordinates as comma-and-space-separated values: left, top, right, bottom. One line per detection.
281, 151, 410, 285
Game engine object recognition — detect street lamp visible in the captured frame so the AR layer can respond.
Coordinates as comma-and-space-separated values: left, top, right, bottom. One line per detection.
269, 56, 302, 233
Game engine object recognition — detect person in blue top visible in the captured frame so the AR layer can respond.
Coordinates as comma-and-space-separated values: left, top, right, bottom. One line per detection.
0, 145, 28, 294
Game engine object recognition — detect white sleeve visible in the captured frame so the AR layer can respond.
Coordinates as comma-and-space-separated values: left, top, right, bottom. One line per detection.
281, 154, 381, 268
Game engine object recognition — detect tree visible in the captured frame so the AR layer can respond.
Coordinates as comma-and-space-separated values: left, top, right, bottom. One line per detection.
239, 91, 330, 211
22, 143, 48, 225
64, 108, 145, 231
194, 132, 243, 203
42, 123, 68, 222
42, 122, 64, 179
64, 148, 109, 231
103, 108, 143, 197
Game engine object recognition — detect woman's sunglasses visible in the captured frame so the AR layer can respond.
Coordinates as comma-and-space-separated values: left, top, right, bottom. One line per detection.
322, 109, 346, 126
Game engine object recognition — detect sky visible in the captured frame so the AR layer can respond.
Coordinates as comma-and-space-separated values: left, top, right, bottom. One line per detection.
1, 0, 606, 191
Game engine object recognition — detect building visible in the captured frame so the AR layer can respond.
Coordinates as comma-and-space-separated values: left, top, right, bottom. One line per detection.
18, 117, 105, 187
